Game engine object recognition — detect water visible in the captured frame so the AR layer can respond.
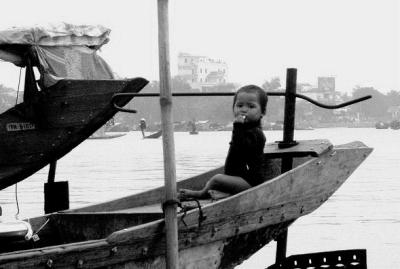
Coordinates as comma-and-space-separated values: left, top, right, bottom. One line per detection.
1, 128, 399, 268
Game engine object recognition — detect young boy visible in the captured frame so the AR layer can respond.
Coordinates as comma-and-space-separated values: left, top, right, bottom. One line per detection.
179, 85, 267, 199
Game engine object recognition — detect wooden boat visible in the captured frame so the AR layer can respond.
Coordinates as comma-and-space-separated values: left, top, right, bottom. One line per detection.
0, 139, 372, 268
188, 120, 199, 134
389, 120, 400, 130
144, 130, 163, 139
107, 122, 131, 132
88, 125, 127, 140
88, 133, 127, 140
375, 121, 389, 129
265, 121, 284, 131
295, 124, 314, 130
0, 23, 148, 190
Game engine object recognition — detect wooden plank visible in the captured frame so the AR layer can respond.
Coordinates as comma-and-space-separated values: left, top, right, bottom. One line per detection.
111, 204, 164, 214
52, 212, 164, 243
69, 167, 223, 213
44, 79, 131, 98
264, 139, 332, 158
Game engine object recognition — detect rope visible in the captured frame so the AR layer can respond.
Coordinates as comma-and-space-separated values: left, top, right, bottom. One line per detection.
166, 198, 207, 228
185, 199, 206, 227
31, 218, 50, 242
161, 199, 182, 211
15, 67, 22, 105
14, 184, 20, 219
11, 68, 23, 219
161, 199, 188, 227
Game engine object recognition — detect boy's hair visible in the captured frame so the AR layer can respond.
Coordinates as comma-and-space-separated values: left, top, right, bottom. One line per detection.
233, 84, 268, 115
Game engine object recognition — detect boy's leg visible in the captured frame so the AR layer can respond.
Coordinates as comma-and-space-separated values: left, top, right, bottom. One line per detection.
207, 174, 251, 194
179, 174, 251, 199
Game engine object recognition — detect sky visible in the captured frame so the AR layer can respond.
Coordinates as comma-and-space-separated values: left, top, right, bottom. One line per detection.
0, 0, 398, 94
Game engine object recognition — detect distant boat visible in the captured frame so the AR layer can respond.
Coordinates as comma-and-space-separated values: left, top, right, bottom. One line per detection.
88, 134, 126, 140
144, 130, 162, 139
265, 121, 284, 130
295, 125, 314, 130
89, 132, 126, 140
375, 121, 389, 129
188, 120, 199, 134
88, 125, 127, 140
389, 120, 400, 130
107, 122, 131, 132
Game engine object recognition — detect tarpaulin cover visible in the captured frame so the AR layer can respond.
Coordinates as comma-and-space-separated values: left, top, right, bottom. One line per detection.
0, 22, 115, 87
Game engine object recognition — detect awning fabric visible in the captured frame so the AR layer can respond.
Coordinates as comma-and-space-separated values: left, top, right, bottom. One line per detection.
0, 23, 115, 86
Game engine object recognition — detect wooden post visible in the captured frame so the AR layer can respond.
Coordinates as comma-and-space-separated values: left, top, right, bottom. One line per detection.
48, 161, 57, 183
157, 0, 179, 268
281, 68, 297, 148
276, 68, 298, 264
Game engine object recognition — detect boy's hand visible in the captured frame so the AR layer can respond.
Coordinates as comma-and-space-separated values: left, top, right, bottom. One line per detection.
234, 115, 246, 123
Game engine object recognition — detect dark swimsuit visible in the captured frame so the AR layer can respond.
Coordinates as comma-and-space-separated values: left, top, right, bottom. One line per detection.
224, 120, 266, 186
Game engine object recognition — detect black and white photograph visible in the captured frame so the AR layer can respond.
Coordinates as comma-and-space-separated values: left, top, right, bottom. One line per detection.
0, 1, 398, 268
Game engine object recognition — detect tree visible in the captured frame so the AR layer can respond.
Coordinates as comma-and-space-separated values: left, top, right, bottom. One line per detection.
385, 90, 400, 107
262, 77, 281, 91
350, 87, 387, 119
171, 76, 192, 92
0, 84, 17, 113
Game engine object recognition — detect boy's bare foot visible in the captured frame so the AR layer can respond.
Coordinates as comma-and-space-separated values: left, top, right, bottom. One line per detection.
178, 189, 207, 200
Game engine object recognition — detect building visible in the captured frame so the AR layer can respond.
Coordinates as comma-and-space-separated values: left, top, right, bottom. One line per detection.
177, 52, 228, 90
388, 106, 400, 119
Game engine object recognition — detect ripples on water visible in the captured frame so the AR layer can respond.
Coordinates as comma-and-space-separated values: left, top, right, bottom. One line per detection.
1, 128, 399, 268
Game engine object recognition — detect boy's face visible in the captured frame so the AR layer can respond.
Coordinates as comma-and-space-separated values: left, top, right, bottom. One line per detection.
233, 91, 262, 123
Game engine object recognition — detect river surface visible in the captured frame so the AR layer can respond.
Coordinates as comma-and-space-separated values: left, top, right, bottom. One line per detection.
1, 128, 399, 268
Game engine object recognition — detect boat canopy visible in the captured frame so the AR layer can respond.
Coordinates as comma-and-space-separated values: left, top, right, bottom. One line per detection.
0, 22, 114, 87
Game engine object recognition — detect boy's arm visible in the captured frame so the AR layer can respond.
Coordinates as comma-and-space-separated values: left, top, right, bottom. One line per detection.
230, 123, 262, 151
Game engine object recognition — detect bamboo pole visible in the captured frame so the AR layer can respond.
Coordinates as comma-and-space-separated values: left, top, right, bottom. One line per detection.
157, 0, 179, 268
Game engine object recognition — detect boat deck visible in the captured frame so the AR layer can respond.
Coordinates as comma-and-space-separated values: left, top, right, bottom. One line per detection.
65, 139, 332, 216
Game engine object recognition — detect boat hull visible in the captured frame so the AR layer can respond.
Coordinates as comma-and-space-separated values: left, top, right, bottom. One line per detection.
88, 133, 127, 140
0, 140, 372, 268
144, 130, 162, 139
0, 78, 148, 190
375, 121, 389, 129
389, 120, 400, 130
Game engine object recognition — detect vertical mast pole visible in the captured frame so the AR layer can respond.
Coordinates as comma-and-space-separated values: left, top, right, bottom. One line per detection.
157, 0, 179, 268
276, 68, 298, 264
281, 68, 297, 147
